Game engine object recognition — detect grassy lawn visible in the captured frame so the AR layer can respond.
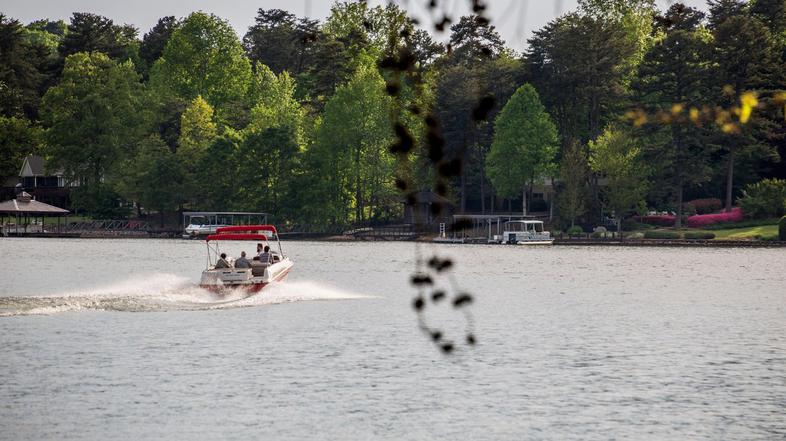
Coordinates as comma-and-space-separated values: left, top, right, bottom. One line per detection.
697, 224, 778, 240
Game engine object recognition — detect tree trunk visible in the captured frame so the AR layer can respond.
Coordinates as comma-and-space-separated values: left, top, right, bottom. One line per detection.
460, 172, 467, 213
725, 145, 735, 212
480, 167, 485, 214
617, 217, 623, 242
522, 187, 528, 216
675, 180, 683, 228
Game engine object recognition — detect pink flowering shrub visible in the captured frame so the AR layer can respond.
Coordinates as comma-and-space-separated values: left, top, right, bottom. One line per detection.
636, 215, 676, 226
686, 207, 743, 228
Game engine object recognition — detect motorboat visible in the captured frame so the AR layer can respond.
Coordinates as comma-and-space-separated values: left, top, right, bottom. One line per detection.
199, 225, 293, 294
489, 220, 554, 245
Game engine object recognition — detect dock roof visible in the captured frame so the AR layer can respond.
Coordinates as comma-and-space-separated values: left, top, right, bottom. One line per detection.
0, 192, 69, 215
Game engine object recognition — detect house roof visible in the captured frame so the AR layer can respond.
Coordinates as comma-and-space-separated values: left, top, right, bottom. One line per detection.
0, 192, 69, 215
19, 155, 63, 177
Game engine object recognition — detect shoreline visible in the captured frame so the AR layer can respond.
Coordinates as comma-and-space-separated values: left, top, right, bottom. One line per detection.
2, 231, 785, 248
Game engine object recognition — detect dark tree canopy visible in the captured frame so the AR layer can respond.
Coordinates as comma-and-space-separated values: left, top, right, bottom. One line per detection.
140, 16, 178, 74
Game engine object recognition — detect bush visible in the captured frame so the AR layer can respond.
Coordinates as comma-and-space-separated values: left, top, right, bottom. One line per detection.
567, 225, 584, 236
684, 232, 715, 240
780, 216, 786, 241
688, 198, 723, 214
737, 178, 786, 219
686, 207, 743, 228
682, 203, 697, 216
644, 230, 681, 239
635, 214, 676, 227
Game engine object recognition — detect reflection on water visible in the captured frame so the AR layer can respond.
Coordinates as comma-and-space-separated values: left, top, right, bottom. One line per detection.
0, 238, 784, 440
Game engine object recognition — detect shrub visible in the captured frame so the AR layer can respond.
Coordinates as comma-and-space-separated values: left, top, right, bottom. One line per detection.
567, 225, 584, 236
737, 178, 786, 219
780, 216, 786, 241
684, 232, 715, 240
688, 198, 723, 214
686, 207, 743, 228
682, 203, 697, 216
644, 230, 681, 239
635, 214, 676, 227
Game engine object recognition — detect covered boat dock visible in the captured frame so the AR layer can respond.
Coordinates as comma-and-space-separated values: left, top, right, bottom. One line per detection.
0, 191, 70, 236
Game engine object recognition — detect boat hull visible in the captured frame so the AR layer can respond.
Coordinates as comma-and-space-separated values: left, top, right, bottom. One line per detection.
199, 259, 293, 295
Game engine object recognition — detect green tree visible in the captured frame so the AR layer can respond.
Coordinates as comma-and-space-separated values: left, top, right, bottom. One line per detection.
711, 9, 782, 211
41, 51, 148, 214
589, 127, 648, 235
486, 84, 558, 215
0, 115, 42, 178
243, 9, 319, 76
150, 12, 252, 112
526, 9, 644, 146
0, 15, 45, 118
115, 135, 184, 225
178, 95, 218, 208
58, 13, 140, 67
309, 62, 395, 225
237, 126, 301, 217
246, 63, 304, 142
633, 4, 714, 227
557, 140, 590, 227
140, 16, 178, 78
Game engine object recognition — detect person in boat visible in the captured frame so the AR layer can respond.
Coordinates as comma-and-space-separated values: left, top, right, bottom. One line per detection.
234, 251, 251, 268
215, 253, 230, 269
257, 245, 272, 265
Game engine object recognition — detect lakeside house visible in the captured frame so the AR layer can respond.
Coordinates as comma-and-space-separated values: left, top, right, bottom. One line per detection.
1, 155, 73, 209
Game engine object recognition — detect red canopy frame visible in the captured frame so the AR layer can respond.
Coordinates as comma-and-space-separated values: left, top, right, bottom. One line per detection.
205, 233, 270, 242
215, 225, 278, 235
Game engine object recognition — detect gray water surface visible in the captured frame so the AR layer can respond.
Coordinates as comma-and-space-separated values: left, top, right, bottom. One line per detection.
0, 238, 784, 440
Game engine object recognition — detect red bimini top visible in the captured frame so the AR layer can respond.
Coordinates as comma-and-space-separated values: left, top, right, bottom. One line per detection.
215, 225, 278, 235
205, 233, 270, 242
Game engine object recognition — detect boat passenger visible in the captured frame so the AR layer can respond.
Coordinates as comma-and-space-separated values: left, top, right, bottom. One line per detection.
215, 253, 230, 269
235, 251, 251, 268
257, 245, 272, 265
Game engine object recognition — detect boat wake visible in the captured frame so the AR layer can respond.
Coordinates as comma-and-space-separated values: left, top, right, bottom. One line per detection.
0, 274, 370, 317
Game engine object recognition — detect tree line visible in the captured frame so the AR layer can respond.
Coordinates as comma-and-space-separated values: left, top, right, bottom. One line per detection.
0, 0, 784, 230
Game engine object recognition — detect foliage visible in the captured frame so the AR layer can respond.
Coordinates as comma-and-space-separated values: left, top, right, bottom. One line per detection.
687, 198, 723, 214
0, 115, 42, 178
589, 127, 648, 231
0, 14, 46, 118
780, 216, 786, 241
115, 134, 183, 224
556, 140, 589, 227
307, 62, 395, 225
59, 13, 141, 68
41, 52, 148, 214
737, 178, 786, 218
149, 12, 251, 113
139, 16, 178, 76
177, 95, 218, 208
636, 214, 676, 227
486, 84, 557, 214
246, 64, 304, 141
684, 231, 716, 240
567, 225, 585, 236
643, 230, 681, 239
634, 5, 717, 227
686, 207, 744, 228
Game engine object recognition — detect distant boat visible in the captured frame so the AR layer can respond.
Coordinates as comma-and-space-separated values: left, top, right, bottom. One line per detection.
489, 220, 554, 245
198, 225, 293, 295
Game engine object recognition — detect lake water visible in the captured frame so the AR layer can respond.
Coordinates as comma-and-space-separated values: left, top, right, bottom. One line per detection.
0, 238, 784, 440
